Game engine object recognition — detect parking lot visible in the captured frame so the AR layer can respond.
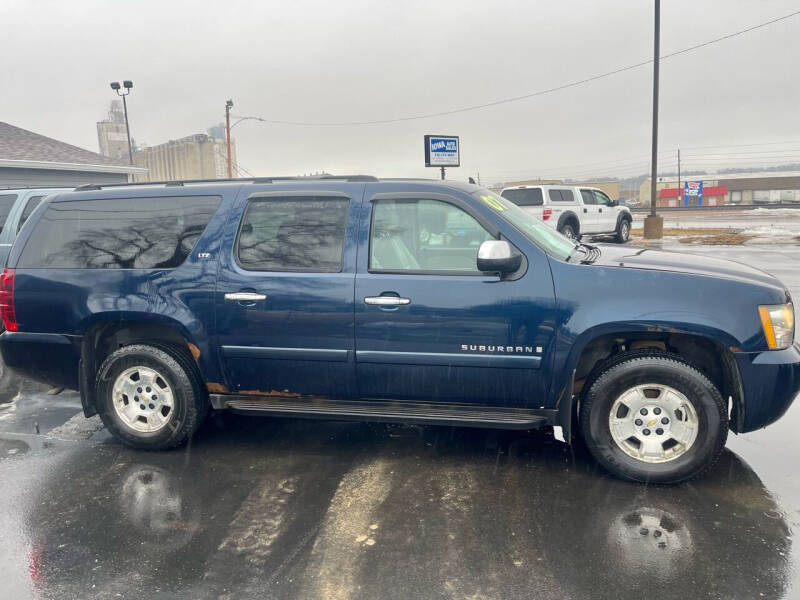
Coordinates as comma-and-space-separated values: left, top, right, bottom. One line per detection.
0, 237, 796, 600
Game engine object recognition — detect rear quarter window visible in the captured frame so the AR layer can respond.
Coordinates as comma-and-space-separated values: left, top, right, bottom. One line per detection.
17, 195, 221, 269
0, 194, 18, 234
500, 188, 543, 207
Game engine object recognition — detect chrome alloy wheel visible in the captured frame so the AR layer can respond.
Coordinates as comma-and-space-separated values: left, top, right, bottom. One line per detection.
112, 366, 175, 433
608, 384, 699, 464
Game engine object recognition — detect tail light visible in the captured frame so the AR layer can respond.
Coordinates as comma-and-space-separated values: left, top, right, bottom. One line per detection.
542, 208, 552, 221
0, 268, 17, 331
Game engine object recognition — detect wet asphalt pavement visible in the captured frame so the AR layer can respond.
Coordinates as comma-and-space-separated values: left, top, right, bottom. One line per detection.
1, 241, 799, 600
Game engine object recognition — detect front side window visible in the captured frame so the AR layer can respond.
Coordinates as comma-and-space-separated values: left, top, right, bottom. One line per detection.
593, 190, 613, 206
18, 195, 221, 269
0, 194, 18, 235
501, 188, 543, 207
18, 195, 43, 233
237, 196, 349, 272
370, 199, 493, 273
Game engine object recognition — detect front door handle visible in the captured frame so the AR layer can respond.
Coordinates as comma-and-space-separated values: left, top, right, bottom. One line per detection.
364, 296, 411, 306
225, 292, 267, 302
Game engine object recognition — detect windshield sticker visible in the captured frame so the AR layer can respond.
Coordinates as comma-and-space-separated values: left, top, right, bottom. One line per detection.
480, 194, 506, 212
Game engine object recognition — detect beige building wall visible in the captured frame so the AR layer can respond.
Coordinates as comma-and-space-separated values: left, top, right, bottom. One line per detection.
133, 134, 237, 182
572, 181, 620, 200
504, 178, 564, 187
504, 179, 621, 200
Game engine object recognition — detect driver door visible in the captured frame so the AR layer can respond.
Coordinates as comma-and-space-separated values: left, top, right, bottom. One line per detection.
592, 190, 618, 233
354, 188, 556, 407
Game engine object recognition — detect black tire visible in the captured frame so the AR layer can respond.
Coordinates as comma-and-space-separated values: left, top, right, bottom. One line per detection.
559, 222, 578, 240
579, 352, 728, 484
615, 217, 631, 243
95, 344, 208, 450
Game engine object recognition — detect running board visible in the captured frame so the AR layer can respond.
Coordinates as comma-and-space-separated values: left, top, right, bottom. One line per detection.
210, 394, 554, 430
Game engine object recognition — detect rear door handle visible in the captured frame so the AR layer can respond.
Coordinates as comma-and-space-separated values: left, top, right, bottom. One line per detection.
583, 208, 588, 213
225, 292, 267, 302
364, 296, 411, 306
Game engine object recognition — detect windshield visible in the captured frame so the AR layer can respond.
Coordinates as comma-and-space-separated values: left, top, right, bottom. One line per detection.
473, 190, 576, 261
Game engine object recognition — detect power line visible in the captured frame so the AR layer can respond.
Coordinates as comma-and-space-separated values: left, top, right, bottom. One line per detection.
239, 10, 800, 127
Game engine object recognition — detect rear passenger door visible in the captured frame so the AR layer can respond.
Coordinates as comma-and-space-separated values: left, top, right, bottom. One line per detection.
214, 190, 359, 398
547, 188, 577, 230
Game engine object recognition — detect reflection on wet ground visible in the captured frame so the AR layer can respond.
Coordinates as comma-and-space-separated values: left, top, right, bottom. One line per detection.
0, 413, 791, 600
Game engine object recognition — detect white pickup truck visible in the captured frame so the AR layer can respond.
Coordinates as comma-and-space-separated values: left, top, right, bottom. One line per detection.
500, 184, 632, 243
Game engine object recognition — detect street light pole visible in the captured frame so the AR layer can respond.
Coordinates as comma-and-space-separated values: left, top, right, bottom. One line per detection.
110, 80, 134, 165
225, 100, 234, 179
643, 0, 664, 239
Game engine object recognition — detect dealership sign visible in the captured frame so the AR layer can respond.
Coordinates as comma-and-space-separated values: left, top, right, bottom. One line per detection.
424, 135, 460, 167
684, 180, 703, 206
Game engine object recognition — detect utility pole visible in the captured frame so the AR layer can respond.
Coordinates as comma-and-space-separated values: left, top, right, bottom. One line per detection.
677, 148, 681, 207
225, 99, 234, 179
440, 166, 445, 180
643, 0, 663, 239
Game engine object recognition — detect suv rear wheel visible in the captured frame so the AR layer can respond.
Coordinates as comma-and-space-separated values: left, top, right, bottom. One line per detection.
96, 344, 208, 449
580, 352, 728, 484
559, 222, 578, 240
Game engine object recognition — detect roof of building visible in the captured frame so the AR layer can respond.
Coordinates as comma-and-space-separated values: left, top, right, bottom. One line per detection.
0, 122, 145, 174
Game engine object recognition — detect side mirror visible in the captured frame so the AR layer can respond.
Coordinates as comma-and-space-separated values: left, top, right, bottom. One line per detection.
607, 199, 618, 207
477, 240, 521, 274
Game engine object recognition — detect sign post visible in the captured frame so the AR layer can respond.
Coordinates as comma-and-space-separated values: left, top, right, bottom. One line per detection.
424, 135, 460, 180
684, 181, 703, 207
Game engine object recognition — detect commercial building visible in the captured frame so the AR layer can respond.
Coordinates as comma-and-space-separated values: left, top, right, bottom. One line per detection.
132, 129, 236, 182
96, 100, 130, 162
0, 121, 145, 188
640, 172, 800, 207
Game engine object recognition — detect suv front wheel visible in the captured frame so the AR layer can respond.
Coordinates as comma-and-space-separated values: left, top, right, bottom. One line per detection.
580, 352, 728, 484
615, 217, 631, 243
95, 344, 208, 449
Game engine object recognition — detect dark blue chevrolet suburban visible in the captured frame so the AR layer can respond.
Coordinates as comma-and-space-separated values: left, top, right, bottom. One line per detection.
1, 176, 798, 483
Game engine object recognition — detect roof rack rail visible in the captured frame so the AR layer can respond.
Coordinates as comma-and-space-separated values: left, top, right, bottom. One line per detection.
0, 185, 76, 191
72, 175, 378, 192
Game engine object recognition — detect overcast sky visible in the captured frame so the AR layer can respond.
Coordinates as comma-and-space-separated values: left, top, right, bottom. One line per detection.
3, 0, 799, 184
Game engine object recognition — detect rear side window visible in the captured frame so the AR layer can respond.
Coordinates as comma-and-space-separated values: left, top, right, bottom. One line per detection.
548, 189, 575, 202
580, 190, 596, 205
18, 195, 44, 233
500, 188, 543, 207
17, 195, 221, 269
236, 196, 349, 272
0, 194, 18, 234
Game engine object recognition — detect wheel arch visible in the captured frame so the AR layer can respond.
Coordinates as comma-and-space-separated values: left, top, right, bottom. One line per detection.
616, 211, 632, 228
557, 211, 580, 234
79, 316, 212, 417
554, 325, 744, 442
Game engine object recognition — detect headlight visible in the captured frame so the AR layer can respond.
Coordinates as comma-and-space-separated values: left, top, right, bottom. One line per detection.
758, 303, 795, 350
